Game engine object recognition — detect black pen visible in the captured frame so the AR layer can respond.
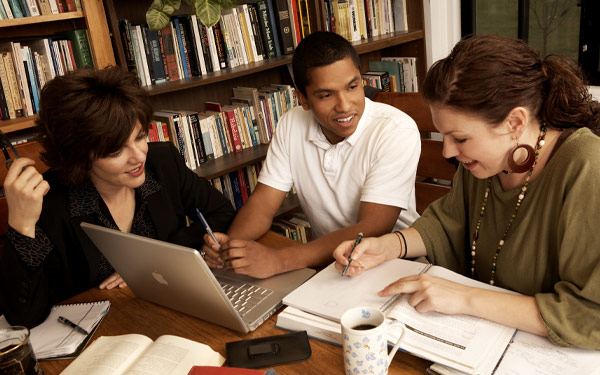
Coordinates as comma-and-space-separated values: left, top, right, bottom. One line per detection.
58, 316, 89, 335
341, 232, 363, 277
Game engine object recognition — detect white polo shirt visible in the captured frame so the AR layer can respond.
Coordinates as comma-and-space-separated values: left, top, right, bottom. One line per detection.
258, 98, 420, 238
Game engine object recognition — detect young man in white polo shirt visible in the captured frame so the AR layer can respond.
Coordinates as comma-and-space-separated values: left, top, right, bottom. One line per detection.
203, 32, 420, 278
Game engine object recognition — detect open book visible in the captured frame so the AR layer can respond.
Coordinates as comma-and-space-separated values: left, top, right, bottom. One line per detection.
59, 334, 225, 375
281, 259, 517, 375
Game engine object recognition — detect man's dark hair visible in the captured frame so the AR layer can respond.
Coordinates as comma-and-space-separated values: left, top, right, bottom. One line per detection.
36, 66, 152, 185
292, 31, 360, 95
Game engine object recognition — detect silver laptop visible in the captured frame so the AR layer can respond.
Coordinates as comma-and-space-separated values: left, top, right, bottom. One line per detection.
80, 222, 315, 333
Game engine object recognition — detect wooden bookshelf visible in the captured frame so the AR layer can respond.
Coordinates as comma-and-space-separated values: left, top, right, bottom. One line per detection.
102, 0, 427, 182
0, 0, 115, 135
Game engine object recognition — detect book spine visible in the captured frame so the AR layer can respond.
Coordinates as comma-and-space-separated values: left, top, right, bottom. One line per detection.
213, 115, 229, 155
273, 0, 294, 54
179, 16, 200, 77
265, 0, 282, 56
118, 20, 137, 76
159, 25, 179, 81
64, 0, 75, 12
188, 112, 207, 164
68, 29, 93, 69
218, 16, 237, 68
254, 0, 276, 58
0, 55, 15, 119
1, 0, 13, 18
237, 168, 249, 203
7, 0, 23, 18
24, 0, 39, 16
198, 116, 214, 159
223, 109, 242, 152
228, 171, 244, 210
204, 25, 220, 72
248, 6, 266, 59
172, 18, 190, 79
211, 22, 228, 70
146, 28, 167, 83
189, 15, 207, 75
198, 23, 213, 73
140, 26, 156, 85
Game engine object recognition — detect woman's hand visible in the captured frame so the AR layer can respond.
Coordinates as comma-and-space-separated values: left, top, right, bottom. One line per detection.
4, 158, 50, 238
333, 234, 401, 277
99, 272, 127, 289
379, 273, 472, 315
202, 232, 230, 268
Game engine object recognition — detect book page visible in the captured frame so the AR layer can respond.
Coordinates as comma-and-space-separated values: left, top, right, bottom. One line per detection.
282, 259, 429, 321
60, 334, 153, 375
124, 335, 225, 375
386, 265, 517, 375
495, 331, 600, 375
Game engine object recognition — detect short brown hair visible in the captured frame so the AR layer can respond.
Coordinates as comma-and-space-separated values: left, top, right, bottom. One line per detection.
36, 66, 152, 185
423, 34, 600, 132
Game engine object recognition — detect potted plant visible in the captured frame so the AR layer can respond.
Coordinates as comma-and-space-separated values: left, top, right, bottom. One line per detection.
146, 0, 237, 30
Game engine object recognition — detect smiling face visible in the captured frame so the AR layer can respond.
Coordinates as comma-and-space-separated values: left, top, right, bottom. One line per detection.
88, 122, 148, 194
296, 57, 365, 144
430, 105, 516, 179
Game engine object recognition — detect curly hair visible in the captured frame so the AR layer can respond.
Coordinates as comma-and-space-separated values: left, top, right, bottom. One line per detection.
423, 34, 600, 133
36, 66, 152, 185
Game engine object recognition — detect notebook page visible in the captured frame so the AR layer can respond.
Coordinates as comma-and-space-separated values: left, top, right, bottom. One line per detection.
30, 300, 111, 358
282, 259, 428, 322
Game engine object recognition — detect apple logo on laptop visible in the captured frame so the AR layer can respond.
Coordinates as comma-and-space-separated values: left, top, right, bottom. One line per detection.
152, 271, 168, 285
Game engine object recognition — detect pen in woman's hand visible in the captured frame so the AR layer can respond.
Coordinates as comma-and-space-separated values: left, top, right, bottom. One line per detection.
341, 233, 363, 277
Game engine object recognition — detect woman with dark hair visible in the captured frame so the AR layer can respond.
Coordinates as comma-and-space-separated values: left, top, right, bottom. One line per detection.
333, 35, 600, 348
0, 67, 235, 327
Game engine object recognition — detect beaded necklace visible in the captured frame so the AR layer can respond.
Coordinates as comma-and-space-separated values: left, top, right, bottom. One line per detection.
470, 125, 547, 285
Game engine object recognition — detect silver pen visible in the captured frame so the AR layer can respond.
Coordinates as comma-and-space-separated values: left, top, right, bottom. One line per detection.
341, 232, 363, 277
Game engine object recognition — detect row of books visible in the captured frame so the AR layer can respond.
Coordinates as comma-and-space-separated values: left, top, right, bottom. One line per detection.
323, 0, 407, 42
271, 211, 312, 244
209, 162, 263, 211
149, 84, 298, 171
0, 0, 81, 19
363, 57, 418, 93
119, 0, 294, 86
0, 29, 92, 121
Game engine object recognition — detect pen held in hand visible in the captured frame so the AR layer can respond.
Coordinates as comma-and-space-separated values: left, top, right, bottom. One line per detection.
58, 316, 89, 336
195, 208, 221, 250
341, 232, 363, 277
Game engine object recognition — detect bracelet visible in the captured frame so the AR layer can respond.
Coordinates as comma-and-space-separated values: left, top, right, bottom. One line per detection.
394, 231, 408, 259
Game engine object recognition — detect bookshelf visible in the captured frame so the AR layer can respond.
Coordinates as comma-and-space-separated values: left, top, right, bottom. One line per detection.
102, 0, 427, 181
0, 0, 115, 135
0, 0, 116, 235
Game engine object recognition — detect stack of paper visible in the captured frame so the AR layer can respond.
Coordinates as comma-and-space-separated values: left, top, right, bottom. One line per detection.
280, 260, 517, 375
30, 300, 111, 359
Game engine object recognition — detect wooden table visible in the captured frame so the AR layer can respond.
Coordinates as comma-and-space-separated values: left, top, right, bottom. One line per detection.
38, 232, 432, 374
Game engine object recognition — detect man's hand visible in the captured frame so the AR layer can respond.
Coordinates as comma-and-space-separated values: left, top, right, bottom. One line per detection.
221, 240, 284, 279
99, 272, 127, 289
202, 232, 229, 268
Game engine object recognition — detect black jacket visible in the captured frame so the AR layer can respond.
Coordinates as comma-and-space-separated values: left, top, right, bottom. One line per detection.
0, 142, 235, 327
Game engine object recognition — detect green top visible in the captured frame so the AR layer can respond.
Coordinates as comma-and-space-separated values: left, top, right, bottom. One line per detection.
412, 127, 600, 349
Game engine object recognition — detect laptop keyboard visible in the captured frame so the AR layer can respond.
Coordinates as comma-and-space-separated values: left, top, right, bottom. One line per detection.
219, 279, 273, 317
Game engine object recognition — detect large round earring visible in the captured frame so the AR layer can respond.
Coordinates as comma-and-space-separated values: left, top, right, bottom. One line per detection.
507, 143, 535, 173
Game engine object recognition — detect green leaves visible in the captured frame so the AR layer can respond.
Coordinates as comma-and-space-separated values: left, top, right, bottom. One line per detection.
194, 0, 221, 28
146, 0, 180, 30
146, 0, 234, 30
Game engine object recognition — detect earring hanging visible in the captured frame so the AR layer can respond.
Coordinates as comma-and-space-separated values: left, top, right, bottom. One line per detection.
507, 141, 535, 173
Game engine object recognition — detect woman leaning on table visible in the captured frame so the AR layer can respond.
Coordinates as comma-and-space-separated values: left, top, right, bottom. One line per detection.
333, 35, 600, 349
0, 67, 235, 328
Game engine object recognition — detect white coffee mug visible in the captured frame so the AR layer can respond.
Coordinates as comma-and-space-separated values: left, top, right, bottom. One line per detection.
340, 306, 404, 375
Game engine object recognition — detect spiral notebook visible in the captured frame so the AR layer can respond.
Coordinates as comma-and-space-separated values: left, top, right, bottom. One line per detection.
30, 300, 111, 359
